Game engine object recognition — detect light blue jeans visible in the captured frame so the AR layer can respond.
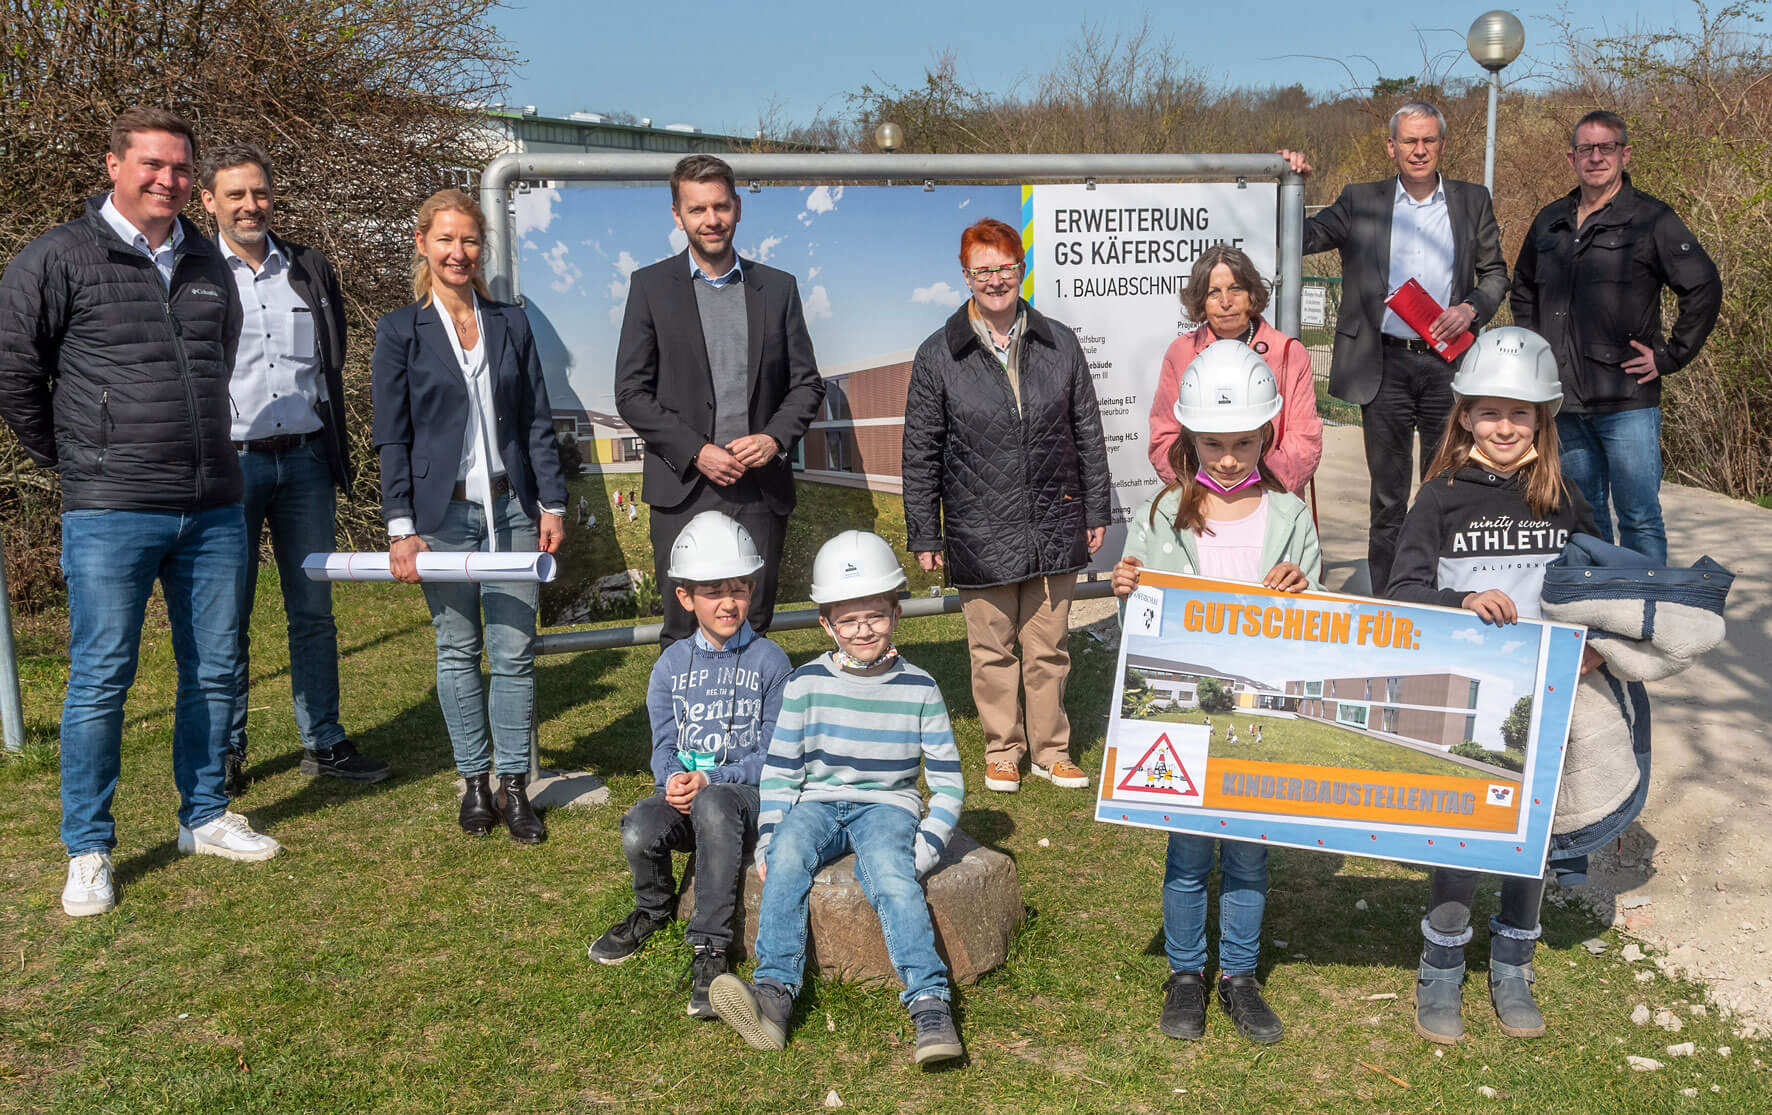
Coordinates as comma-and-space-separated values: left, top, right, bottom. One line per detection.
1162, 834, 1268, 975
419, 493, 539, 776
230, 440, 344, 756
1557, 408, 1667, 563
59, 505, 246, 853
754, 800, 949, 1004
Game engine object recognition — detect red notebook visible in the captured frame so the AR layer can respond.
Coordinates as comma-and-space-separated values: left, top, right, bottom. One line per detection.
1384, 278, 1474, 363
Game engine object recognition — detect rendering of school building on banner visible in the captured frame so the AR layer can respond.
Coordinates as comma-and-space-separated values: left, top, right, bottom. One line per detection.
1285, 673, 1487, 751
1124, 654, 1296, 712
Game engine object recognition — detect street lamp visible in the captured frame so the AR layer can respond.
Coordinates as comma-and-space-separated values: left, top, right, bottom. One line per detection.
874, 121, 903, 153
1467, 10, 1525, 194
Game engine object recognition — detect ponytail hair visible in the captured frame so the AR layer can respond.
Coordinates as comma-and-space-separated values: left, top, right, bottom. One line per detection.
1422, 398, 1570, 519
411, 188, 492, 305
1149, 424, 1282, 536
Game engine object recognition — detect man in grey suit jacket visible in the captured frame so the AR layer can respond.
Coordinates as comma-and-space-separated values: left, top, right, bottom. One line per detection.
614, 155, 825, 646
1281, 102, 1509, 595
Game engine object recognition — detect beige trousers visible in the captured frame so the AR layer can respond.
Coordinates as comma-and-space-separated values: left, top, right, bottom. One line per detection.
958, 574, 1077, 768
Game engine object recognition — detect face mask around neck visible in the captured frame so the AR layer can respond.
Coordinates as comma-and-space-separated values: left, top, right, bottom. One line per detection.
1195, 465, 1263, 495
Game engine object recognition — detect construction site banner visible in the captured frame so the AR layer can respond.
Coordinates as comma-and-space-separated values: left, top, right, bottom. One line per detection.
1099, 572, 1586, 878
1023, 182, 1279, 572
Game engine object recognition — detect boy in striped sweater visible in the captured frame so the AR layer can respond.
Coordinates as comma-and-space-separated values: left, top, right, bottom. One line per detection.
709, 531, 966, 1066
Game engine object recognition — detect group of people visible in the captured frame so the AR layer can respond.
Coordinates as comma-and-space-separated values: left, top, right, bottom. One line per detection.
0, 98, 1719, 1060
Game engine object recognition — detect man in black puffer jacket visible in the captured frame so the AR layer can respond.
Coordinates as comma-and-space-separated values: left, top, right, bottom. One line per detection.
0, 107, 281, 919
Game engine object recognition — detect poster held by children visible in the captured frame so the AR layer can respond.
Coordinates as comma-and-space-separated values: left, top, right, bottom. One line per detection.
1098, 572, 1586, 878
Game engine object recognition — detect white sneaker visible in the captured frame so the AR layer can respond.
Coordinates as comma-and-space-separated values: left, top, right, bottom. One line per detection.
62, 852, 116, 916
177, 811, 282, 861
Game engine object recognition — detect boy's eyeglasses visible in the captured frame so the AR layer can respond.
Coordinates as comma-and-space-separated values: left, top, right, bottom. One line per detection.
964, 263, 1024, 281
1572, 142, 1625, 158
827, 614, 892, 636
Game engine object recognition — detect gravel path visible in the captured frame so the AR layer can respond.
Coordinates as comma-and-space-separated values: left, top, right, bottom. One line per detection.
1071, 426, 1772, 1034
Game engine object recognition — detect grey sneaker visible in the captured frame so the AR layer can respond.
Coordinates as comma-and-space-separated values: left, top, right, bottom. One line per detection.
710, 975, 793, 1050
909, 996, 964, 1065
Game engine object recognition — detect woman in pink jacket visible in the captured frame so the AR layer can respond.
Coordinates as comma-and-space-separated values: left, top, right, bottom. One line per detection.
1148, 246, 1323, 494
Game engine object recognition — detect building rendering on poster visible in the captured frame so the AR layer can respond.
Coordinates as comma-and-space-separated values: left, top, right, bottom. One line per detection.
1101, 572, 1587, 879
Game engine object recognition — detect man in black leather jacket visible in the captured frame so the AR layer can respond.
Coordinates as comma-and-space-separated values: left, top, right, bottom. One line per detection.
1511, 110, 1722, 563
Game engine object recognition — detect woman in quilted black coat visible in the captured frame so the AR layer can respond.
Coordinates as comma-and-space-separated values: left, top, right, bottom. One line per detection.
902, 218, 1111, 795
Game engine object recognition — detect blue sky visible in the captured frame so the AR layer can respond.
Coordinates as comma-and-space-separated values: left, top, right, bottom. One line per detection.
512, 184, 1019, 414
493, 2, 1708, 137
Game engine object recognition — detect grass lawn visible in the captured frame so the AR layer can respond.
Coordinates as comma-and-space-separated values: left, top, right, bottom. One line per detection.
544, 473, 941, 626
1139, 709, 1502, 781
1314, 379, 1362, 427
1, 570, 1766, 1112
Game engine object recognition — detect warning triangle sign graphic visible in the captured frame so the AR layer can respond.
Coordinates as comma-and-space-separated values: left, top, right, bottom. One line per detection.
1117, 732, 1200, 797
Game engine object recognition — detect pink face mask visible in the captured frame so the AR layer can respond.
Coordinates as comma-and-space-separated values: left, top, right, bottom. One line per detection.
1194, 465, 1263, 495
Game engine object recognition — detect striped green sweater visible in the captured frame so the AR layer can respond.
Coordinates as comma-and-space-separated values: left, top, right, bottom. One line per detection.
756, 654, 964, 875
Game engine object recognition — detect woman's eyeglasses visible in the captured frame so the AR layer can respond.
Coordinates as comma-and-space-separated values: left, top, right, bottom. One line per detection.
964, 263, 1024, 281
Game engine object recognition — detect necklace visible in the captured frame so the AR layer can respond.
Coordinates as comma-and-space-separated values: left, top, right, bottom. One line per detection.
1241, 320, 1257, 345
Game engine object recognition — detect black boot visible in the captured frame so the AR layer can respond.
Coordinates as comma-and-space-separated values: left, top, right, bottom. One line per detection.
495, 773, 547, 844
459, 774, 494, 836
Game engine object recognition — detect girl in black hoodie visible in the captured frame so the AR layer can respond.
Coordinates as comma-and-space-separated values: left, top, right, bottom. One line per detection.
1387, 327, 1596, 1046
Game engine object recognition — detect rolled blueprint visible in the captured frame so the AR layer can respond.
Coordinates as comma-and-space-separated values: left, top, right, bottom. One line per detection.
302, 551, 558, 583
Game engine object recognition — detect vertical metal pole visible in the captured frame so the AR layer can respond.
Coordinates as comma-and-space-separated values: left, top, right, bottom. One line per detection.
1275, 170, 1306, 337
1484, 70, 1500, 195
0, 529, 26, 752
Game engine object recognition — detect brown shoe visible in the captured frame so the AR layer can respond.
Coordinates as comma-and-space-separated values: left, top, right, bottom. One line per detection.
983, 761, 1021, 793
1031, 760, 1090, 788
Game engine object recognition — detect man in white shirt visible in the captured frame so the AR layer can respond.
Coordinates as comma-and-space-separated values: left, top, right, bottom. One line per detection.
1281, 103, 1510, 593
200, 143, 390, 794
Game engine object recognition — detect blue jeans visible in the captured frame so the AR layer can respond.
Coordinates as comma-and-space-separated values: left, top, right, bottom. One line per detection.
419, 494, 539, 776
1557, 408, 1666, 563
230, 441, 343, 756
754, 800, 949, 1004
1162, 834, 1268, 975
59, 505, 246, 854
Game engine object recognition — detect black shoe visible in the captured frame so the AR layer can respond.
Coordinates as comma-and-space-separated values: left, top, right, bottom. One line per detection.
459, 773, 495, 836
1160, 971, 1207, 1039
494, 773, 546, 844
300, 739, 392, 783
709, 975, 793, 1051
687, 947, 728, 1019
1217, 974, 1284, 1043
223, 752, 248, 799
589, 909, 670, 964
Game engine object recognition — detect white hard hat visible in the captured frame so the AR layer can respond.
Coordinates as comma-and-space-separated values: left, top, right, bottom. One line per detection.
1451, 327, 1564, 414
666, 511, 765, 583
1173, 340, 1283, 433
809, 530, 907, 605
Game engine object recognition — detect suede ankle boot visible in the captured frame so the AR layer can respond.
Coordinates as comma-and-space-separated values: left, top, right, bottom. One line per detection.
1489, 932, 1545, 1037
1413, 939, 1466, 1044
459, 773, 494, 835
494, 773, 546, 844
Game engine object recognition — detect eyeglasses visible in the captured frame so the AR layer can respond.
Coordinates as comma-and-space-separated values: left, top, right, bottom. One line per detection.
1573, 142, 1625, 158
964, 262, 1024, 281
827, 613, 893, 636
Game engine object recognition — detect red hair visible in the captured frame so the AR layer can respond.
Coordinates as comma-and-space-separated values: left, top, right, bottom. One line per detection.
959, 218, 1024, 267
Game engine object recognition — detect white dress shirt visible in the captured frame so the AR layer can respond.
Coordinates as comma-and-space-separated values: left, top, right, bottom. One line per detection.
100, 194, 182, 286
222, 236, 325, 441
1382, 175, 1455, 338
388, 295, 507, 548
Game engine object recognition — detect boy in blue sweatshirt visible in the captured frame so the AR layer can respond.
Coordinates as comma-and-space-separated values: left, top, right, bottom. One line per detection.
588, 512, 791, 1020
709, 531, 966, 1066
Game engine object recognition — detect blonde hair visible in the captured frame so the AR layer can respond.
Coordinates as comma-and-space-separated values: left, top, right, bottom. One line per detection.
1423, 399, 1570, 519
411, 189, 492, 304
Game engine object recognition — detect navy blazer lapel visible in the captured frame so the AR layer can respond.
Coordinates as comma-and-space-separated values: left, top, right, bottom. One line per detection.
742, 260, 765, 403
481, 301, 511, 390
413, 302, 457, 377
666, 251, 715, 393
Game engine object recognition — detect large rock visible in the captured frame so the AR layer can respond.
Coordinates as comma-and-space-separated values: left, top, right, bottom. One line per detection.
676, 829, 1022, 986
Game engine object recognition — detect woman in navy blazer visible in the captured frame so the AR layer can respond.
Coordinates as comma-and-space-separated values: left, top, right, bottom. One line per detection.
371, 188, 568, 843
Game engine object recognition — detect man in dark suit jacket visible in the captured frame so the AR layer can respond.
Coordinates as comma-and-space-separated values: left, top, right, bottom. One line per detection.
615, 155, 825, 645
1281, 102, 1509, 594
